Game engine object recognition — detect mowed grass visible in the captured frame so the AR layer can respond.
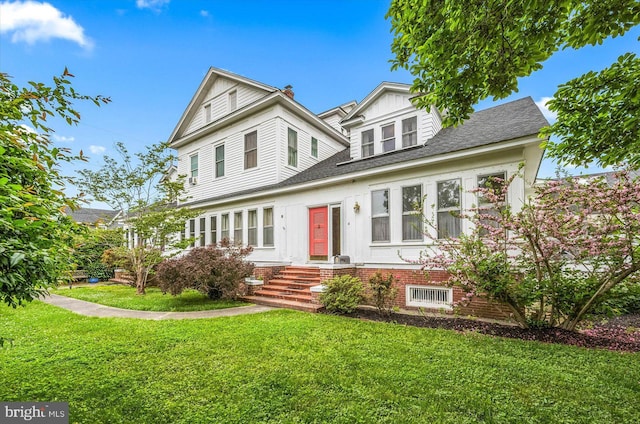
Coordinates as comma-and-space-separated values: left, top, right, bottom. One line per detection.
50, 284, 248, 312
1, 303, 639, 423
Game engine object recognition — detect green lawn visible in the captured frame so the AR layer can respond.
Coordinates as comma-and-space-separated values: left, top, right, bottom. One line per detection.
50, 284, 248, 312
1, 303, 639, 424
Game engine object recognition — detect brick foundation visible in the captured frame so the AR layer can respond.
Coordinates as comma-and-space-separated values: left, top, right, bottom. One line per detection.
253, 264, 514, 322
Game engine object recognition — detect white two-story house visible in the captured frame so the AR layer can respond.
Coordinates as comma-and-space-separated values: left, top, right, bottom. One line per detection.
168, 67, 548, 318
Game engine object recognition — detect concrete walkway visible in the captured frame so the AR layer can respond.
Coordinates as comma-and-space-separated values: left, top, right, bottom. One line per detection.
41, 293, 274, 320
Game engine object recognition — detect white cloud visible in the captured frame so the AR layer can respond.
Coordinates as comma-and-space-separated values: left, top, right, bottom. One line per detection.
0, 1, 92, 49
53, 134, 75, 143
89, 145, 106, 154
136, 0, 169, 11
535, 96, 558, 122
199, 10, 209, 17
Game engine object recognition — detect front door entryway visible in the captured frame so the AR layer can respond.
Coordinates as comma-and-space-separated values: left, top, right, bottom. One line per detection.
309, 206, 328, 261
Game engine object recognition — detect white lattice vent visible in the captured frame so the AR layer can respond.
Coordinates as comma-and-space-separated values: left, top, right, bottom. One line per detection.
406, 285, 453, 309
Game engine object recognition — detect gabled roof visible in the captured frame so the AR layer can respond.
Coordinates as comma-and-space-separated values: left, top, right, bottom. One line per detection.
65, 207, 121, 226
282, 97, 548, 186
182, 96, 548, 208
340, 82, 412, 126
317, 100, 358, 119
168, 67, 278, 144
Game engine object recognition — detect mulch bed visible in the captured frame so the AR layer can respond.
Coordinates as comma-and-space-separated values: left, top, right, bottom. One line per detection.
337, 308, 640, 353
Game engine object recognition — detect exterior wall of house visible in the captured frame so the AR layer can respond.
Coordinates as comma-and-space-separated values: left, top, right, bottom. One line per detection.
185, 146, 529, 267
348, 93, 438, 160
183, 77, 269, 135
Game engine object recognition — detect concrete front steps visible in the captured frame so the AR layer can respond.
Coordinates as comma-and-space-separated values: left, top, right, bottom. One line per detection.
243, 266, 324, 313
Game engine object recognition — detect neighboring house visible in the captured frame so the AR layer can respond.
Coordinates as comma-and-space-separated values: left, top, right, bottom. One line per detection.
168, 67, 548, 319
65, 207, 122, 229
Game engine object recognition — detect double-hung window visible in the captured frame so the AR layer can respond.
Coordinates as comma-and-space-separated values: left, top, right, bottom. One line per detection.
287, 128, 298, 167
215, 144, 225, 178
381, 124, 395, 152
190, 154, 199, 179
199, 217, 206, 247
311, 137, 318, 158
221, 213, 229, 241
244, 131, 257, 169
263, 207, 274, 247
402, 116, 417, 147
361, 129, 374, 157
248, 210, 257, 246
189, 219, 196, 247
210, 215, 217, 245
437, 179, 461, 238
371, 189, 390, 242
477, 172, 507, 235
402, 185, 423, 241
234, 211, 243, 244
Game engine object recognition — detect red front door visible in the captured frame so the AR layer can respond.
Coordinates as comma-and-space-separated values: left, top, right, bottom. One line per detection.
309, 206, 328, 260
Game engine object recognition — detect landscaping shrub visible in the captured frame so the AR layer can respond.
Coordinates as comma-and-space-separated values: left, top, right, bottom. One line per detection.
367, 271, 398, 315
156, 239, 254, 300
74, 228, 124, 281
320, 275, 365, 314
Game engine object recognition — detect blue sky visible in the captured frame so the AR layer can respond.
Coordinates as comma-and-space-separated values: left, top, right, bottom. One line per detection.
1, 0, 639, 206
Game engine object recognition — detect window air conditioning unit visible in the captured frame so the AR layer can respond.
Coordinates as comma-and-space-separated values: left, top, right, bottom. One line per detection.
188, 177, 197, 185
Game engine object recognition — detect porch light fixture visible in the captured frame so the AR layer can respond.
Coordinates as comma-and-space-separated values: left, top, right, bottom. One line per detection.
353, 201, 360, 213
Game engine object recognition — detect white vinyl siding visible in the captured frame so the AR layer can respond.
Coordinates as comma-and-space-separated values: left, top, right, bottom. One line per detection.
228, 90, 237, 112
437, 179, 461, 238
204, 104, 211, 123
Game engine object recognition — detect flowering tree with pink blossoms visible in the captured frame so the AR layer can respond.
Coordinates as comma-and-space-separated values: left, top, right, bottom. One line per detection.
420, 170, 640, 330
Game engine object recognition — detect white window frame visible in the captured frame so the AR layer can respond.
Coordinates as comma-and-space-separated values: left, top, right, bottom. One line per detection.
234, 211, 243, 244
199, 217, 206, 247
263, 207, 274, 247
190, 153, 199, 179
287, 128, 298, 167
437, 179, 462, 239
402, 116, 417, 147
215, 144, 225, 178
210, 215, 217, 246
371, 189, 390, 243
247, 209, 257, 246
244, 131, 258, 170
311, 137, 318, 158
402, 184, 423, 241
221, 213, 229, 241
381, 123, 395, 153
406, 285, 453, 309
361, 129, 374, 157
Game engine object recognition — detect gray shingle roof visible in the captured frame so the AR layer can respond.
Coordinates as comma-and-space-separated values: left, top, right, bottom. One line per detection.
281, 96, 548, 186
65, 207, 120, 225
184, 96, 548, 207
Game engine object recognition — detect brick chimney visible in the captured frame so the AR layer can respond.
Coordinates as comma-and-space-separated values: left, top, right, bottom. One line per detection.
283, 85, 294, 100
